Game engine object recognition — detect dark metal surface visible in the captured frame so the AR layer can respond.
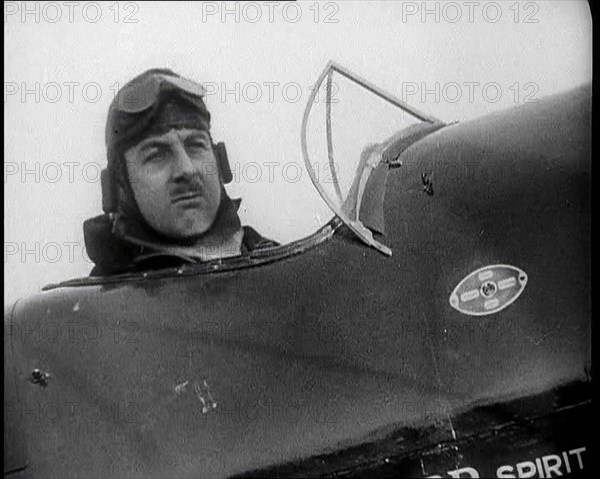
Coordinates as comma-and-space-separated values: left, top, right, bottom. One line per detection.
4, 83, 590, 478
236, 381, 590, 478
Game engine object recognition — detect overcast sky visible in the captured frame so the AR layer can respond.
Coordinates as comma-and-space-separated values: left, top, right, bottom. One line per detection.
4, 0, 592, 304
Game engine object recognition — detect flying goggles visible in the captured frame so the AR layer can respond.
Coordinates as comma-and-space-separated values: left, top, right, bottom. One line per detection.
112, 71, 208, 114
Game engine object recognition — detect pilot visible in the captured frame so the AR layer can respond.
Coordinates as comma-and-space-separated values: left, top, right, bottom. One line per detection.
83, 68, 278, 276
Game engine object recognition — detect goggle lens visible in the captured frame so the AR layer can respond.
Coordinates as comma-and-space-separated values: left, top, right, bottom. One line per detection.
114, 74, 207, 114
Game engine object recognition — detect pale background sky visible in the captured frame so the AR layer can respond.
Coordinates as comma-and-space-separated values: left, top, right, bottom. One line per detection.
4, 1, 592, 304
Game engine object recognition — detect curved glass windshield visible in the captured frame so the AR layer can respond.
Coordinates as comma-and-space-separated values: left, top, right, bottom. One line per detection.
300, 62, 439, 255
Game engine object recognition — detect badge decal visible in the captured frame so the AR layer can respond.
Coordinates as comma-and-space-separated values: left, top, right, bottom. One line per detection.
449, 265, 527, 316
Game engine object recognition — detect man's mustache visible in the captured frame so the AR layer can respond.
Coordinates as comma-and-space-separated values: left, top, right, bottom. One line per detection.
170, 175, 205, 198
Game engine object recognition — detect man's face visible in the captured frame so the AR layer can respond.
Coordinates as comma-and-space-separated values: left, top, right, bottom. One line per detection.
124, 128, 222, 240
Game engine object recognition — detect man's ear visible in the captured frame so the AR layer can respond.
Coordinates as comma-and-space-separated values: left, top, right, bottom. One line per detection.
214, 142, 233, 184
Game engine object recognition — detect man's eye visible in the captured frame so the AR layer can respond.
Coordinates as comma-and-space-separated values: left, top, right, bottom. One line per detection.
186, 139, 209, 149
143, 151, 164, 163
188, 143, 207, 150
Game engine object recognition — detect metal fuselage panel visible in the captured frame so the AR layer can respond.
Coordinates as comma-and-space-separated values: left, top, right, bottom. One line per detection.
4, 84, 590, 478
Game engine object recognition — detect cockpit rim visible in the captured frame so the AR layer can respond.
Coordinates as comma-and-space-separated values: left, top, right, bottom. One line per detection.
41, 217, 343, 292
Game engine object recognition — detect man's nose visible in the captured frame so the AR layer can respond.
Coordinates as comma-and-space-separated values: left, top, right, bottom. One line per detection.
170, 142, 196, 178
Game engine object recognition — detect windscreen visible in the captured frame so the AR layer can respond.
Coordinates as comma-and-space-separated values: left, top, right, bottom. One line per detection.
301, 62, 438, 255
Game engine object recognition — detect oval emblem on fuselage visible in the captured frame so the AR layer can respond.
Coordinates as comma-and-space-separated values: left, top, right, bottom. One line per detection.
449, 265, 527, 316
